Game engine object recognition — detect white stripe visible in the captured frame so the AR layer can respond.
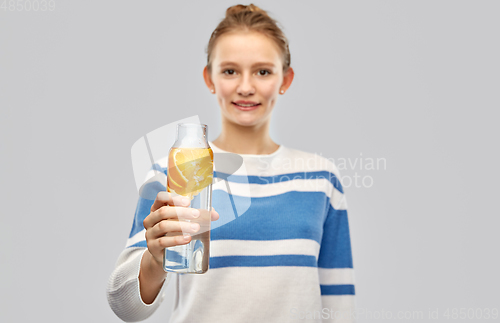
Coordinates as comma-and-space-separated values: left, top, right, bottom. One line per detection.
143, 145, 344, 191
320, 295, 357, 322
213, 177, 332, 196
333, 193, 348, 210
212, 144, 339, 175
171, 266, 324, 322
210, 239, 320, 259
125, 229, 146, 248
125, 236, 320, 258
318, 268, 355, 285
213, 178, 347, 210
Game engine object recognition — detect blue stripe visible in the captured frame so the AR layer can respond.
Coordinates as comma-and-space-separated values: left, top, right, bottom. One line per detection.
209, 255, 317, 269
139, 178, 166, 201
130, 185, 329, 241
129, 196, 154, 238
211, 191, 327, 243
152, 163, 163, 173
145, 164, 342, 194
127, 240, 147, 248
317, 208, 353, 268
165, 248, 187, 266
320, 284, 355, 295
214, 170, 343, 194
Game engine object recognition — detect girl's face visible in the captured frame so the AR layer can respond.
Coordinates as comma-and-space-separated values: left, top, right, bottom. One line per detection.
204, 31, 293, 127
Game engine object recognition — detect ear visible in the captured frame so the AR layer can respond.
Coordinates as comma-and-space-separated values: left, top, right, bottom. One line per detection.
203, 66, 214, 90
280, 67, 295, 92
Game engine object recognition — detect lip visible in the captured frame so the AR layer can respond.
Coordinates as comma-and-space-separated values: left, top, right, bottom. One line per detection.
232, 101, 261, 111
234, 100, 259, 105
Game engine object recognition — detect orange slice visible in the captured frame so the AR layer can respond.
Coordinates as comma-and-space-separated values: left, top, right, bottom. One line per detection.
167, 147, 213, 198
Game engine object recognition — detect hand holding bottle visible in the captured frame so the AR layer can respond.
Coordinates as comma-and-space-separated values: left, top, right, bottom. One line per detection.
138, 191, 219, 304
143, 191, 219, 267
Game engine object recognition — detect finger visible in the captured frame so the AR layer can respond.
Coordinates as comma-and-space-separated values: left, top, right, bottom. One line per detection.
155, 234, 192, 250
148, 219, 201, 239
144, 205, 200, 229
211, 207, 220, 221
150, 191, 190, 212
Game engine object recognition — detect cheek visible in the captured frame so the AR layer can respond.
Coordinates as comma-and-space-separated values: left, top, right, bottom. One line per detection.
260, 83, 280, 101
215, 82, 234, 103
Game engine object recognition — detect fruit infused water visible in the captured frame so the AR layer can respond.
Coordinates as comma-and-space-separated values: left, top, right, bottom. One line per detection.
164, 123, 213, 274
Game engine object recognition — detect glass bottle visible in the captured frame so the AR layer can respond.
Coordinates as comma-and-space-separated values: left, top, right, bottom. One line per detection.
164, 123, 213, 274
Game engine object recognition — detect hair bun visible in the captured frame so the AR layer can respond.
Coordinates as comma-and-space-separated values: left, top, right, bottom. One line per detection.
226, 4, 265, 17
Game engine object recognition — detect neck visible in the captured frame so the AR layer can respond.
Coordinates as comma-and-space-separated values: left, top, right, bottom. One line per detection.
212, 119, 279, 155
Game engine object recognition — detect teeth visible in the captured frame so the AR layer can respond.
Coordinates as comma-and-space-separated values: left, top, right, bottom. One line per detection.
235, 103, 258, 107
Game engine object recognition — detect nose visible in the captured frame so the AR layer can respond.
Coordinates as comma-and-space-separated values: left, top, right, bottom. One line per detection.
237, 73, 255, 96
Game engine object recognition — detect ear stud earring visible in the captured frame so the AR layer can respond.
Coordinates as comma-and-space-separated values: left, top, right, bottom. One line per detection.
211, 89, 215, 93
280, 90, 284, 94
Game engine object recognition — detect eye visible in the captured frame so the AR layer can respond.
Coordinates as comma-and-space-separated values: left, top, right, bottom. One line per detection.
223, 69, 235, 75
258, 69, 271, 76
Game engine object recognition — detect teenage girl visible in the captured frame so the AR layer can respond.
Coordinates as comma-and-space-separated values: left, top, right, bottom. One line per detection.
108, 4, 356, 322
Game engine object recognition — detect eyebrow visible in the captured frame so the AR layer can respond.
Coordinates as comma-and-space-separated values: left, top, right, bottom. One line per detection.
219, 61, 276, 68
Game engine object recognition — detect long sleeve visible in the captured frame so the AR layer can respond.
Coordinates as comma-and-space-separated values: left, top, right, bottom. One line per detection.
107, 166, 171, 322
317, 166, 357, 322
107, 247, 171, 322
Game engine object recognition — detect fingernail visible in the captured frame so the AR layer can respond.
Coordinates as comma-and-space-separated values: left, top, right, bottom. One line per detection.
182, 197, 190, 205
184, 235, 191, 241
191, 223, 199, 231
192, 209, 200, 217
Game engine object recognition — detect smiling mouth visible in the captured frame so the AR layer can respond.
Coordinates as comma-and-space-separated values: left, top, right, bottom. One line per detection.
232, 102, 261, 107
232, 102, 261, 111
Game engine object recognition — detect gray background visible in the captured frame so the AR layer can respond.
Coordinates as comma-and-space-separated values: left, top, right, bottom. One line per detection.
1, 0, 499, 322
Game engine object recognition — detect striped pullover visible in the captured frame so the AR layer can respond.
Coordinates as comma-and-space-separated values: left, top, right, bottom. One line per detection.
107, 141, 357, 322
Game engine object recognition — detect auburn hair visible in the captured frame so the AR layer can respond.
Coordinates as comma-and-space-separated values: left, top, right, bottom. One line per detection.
205, 4, 291, 74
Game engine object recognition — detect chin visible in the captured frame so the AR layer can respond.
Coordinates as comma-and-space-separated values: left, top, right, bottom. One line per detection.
229, 115, 263, 127
234, 118, 260, 127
